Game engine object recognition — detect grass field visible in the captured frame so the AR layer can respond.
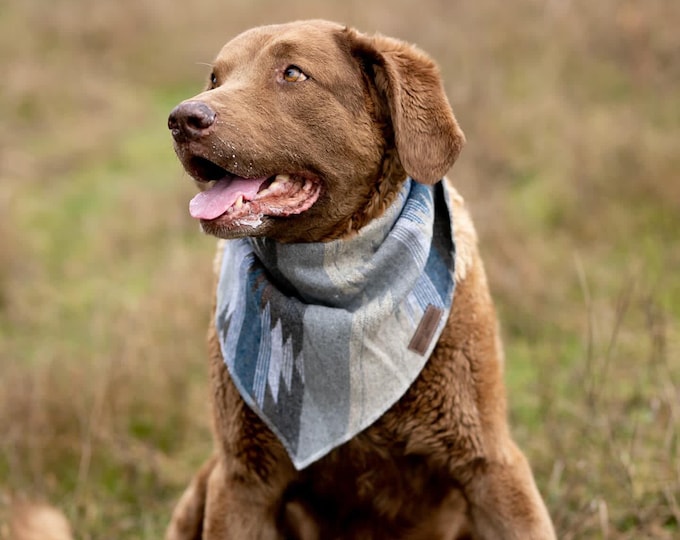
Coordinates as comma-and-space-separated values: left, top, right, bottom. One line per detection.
1, 0, 679, 538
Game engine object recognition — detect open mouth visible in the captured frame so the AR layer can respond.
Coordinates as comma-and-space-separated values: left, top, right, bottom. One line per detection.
186, 156, 321, 226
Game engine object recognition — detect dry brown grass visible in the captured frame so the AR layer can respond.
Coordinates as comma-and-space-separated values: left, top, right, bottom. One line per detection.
1, 0, 678, 538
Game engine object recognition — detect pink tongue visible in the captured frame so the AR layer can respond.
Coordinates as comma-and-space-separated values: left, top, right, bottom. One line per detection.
189, 176, 268, 220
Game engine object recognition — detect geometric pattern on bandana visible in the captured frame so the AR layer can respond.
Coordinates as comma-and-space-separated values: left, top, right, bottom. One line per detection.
215, 178, 456, 469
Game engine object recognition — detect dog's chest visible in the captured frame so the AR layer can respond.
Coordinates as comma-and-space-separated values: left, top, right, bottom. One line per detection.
284, 441, 464, 538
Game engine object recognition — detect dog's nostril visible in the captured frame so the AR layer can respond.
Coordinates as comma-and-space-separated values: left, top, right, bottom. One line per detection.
186, 102, 216, 130
168, 101, 217, 140
168, 111, 180, 132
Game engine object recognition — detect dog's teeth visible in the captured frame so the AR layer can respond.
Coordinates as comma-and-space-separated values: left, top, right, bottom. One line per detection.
235, 195, 244, 208
275, 174, 290, 184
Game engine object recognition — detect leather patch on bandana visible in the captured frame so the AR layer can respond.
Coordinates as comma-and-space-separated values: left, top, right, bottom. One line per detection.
408, 305, 444, 356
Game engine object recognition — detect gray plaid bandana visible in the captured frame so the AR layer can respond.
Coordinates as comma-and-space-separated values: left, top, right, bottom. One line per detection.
215, 179, 456, 469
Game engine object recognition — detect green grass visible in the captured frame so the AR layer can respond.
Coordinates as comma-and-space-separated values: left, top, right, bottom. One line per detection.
1, 0, 679, 538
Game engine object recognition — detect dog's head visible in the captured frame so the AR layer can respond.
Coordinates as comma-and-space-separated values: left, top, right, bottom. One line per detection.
169, 20, 465, 242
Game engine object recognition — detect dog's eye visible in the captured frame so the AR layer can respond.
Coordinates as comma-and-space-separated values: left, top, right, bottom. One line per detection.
209, 72, 218, 89
282, 66, 308, 83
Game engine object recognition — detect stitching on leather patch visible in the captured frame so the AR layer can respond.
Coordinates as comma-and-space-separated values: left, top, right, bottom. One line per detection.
408, 305, 444, 356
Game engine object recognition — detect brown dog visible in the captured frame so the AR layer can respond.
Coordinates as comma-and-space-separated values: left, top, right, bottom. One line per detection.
166, 20, 555, 540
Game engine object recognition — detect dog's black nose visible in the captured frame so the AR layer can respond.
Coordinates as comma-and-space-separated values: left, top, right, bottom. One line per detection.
168, 101, 217, 141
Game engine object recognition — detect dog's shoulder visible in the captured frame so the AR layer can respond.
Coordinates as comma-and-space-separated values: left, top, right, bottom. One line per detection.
443, 178, 478, 286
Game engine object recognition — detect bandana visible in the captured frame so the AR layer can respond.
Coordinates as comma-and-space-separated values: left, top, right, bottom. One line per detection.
215, 179, 456, 469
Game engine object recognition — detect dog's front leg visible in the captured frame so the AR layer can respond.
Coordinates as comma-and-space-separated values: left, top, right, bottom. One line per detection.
196, 326, 300, 539
170, 422, 299, 539
199, 456, 290, 540
203, 474, 319, 540
463, 441, 555, 540
201, 414, 297, 540
165, 455, 218, 540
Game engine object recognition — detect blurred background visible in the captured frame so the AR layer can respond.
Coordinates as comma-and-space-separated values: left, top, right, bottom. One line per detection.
1, 0, 678, 538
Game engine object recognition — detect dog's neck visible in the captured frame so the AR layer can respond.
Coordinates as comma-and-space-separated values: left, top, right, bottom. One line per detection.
214, 178, 456, 468
249, 178, 409, 309
327, 148, 407, 240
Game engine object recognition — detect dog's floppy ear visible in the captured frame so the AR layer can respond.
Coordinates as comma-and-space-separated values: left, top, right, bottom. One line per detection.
345, 28, 465, 185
